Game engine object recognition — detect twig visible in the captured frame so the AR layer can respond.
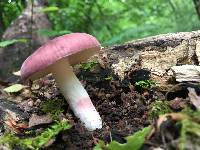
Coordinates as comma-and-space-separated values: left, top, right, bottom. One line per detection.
30, 0, 33, 50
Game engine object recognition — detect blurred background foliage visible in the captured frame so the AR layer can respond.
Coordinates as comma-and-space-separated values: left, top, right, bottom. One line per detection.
0, 0, 200, 46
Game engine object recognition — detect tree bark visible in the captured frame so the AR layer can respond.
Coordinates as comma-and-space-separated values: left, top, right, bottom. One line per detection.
0, 0, 51, 81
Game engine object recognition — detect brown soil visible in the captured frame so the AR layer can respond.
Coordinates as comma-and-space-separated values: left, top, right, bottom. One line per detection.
42, 67, 165, 150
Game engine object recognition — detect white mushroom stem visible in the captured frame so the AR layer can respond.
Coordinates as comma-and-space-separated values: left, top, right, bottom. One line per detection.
51, 60, 102, 131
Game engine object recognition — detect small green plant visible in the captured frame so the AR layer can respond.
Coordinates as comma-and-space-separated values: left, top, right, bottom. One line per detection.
149, 100, 172, 118
41, 99, 65, 119
135, 80, 155, 90
80, 60, 98, 71
0, 121, 71, 149
93, 126, 151, 150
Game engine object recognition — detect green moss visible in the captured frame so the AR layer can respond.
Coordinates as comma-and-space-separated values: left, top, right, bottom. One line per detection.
0, 134, 21, 149
181, 108, 200, 122
176, 109, 200, 149
178, 119, 200, 150
41, 99, 65, 119
0, 121, 71, 150
80, 60, 98, 71
149, 100, 172, 118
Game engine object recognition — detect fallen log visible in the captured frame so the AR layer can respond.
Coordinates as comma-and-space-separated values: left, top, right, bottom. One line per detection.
99, 31, 200, 83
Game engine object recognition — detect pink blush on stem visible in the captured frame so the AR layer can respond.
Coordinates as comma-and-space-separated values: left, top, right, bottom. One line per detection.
76, 97, 95, 110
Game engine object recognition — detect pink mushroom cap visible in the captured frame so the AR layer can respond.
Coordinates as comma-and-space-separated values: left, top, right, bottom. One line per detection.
20, 33, 101, 81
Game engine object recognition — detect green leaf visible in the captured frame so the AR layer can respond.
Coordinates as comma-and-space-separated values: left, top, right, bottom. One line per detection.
41, 6, 59, 13
3, 84, 26, 93
123, 126, 151, 150
93, 140, 106, 150
94, 126, 151, 150
0, 39, 27, 47
93, 145, 103, 150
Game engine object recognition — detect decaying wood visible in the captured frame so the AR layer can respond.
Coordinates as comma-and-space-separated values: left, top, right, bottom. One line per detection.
0, 99, 29, 121
188, 87, 200, 109
171, 65, 200, 82
100, 31, 200, 81
0, 0, 51, 81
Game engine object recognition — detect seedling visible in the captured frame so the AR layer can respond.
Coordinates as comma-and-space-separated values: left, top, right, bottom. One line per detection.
135, 80, 155, 90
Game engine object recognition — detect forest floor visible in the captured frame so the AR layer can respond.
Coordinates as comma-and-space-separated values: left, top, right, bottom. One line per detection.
0, 61, 200, 150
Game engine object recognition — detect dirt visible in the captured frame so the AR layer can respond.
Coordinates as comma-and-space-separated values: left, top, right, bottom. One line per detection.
33, 66, 165, 150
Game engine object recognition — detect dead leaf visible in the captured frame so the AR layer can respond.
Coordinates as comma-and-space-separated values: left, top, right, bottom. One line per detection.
157, 113, 188, 129
5, 119, 28, 134
148, 113, 189, 140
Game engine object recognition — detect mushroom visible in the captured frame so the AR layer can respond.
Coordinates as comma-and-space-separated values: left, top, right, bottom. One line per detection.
20, 33, 102, 131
